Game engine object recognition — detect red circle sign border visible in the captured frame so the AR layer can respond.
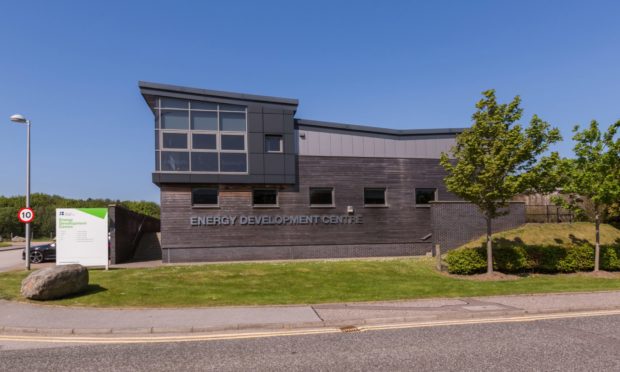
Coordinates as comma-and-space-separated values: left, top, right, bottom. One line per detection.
18, 208, 35, 223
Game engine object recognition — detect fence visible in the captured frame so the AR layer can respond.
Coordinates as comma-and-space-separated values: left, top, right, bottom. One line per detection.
525, 205, 574, 223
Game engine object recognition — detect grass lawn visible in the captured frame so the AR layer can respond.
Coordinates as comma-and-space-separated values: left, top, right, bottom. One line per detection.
1, 258, 619, 308
0, 242, 10, 248
460, 222, 620, 249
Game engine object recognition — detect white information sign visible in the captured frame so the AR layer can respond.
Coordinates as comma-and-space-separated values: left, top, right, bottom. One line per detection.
56, 208, 109, 268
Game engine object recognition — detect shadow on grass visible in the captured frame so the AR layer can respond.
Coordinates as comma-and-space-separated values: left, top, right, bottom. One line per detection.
59, 284, 107, 300
569, 234, 591, 246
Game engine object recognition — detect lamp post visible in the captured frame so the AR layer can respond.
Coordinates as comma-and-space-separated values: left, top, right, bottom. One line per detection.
10, 114, 31, 270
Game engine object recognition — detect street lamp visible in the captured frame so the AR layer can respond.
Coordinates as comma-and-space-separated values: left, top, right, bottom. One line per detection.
10, 114, 32, 270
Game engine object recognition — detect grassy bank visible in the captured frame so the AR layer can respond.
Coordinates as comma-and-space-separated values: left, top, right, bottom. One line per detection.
460, 222, 620, 249
1, 258, 619, 308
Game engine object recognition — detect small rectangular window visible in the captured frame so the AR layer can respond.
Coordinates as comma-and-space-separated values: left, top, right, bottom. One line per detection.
161, 110, 189, 130
191, 152, 218, 172
253, 189, 278, 207
221, 135, 245, 150
220, 153, 247, 172
191, 101, 217, 110
161, 98, 188, 109
191, 111, 217, 130
364, 188, 387, 206
415, 188, 437, 206
161, 151, 189, 171
162, 133, 188, 149
220, 112, 246, 131
265, 135, 283, 153
310, 188, 334, 207
192, 188, 218, 206
192, 134, 217, 150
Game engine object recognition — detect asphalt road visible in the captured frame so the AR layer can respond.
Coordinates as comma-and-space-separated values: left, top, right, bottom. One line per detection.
0, 249, 23, 272
1, 314, 619, 371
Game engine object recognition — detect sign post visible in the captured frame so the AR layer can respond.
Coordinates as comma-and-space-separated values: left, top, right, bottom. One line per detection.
18, 208, 35, 269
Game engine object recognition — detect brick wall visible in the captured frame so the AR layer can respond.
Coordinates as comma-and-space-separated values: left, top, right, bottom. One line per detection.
431, 202, 526, 253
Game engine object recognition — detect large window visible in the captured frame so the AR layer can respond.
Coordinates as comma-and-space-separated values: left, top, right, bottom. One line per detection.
309, 188, 334, 207
415, 188, 437, 207
364, 188, 387, 206
192, 188, 219, 206
155, 98, 247, 173
253, 189, 278, 207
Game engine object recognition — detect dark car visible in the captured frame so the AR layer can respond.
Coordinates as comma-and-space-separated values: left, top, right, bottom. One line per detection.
22, 243, 56, 264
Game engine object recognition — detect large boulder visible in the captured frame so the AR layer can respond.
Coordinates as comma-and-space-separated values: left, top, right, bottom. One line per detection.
12, 236, 26, 242
21, 265, 89, 300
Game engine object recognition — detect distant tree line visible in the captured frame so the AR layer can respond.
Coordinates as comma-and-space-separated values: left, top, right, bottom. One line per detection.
0, 193, 160, 239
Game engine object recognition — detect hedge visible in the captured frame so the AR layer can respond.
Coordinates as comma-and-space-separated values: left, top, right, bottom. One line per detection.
445, 244, 620, 275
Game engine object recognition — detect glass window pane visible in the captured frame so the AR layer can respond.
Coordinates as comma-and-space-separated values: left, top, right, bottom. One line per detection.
310, 188, 333, 206
191, 101, 217, 110
265, 135, 283, 153
155, 130, 159, 149
162, 133, 187, 149
220, 112, 246, 131
161, 110, 189, 129
191, 111, 217, 130
161, 151, 189, 171
161, 98, 188, 109
221, 135, 245, 150
192, 134, 216, 150
191, 152, 218, 172
415, 188, 437, 205
253, 189, 278, 205
219, 103, 245, 112
364, 188, 386, 205
155, 151, 160, 171
220, 153, 247, 172
192, 188, 218, 205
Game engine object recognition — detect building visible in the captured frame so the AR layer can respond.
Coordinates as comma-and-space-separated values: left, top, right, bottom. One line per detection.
139, 81, 466, 262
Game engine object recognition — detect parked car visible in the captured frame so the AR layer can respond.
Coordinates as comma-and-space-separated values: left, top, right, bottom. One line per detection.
22, 243, 56, 263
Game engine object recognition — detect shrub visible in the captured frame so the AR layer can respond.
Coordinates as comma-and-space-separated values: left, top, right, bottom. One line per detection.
445, 248, 487, 275
446, 243, 620, 275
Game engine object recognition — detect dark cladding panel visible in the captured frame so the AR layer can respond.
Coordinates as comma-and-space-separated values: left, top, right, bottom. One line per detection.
264, 153, 285, 175
247, 113, 264, 133
263, 113, 284, 133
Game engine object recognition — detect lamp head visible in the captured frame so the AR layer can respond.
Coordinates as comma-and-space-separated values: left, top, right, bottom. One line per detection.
10, 114, 28, 124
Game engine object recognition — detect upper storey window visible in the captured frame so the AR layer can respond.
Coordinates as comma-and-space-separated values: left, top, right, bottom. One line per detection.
155, 98, 247, 173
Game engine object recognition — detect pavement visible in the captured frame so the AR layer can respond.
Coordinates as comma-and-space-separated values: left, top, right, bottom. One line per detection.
1, 290, 620, 336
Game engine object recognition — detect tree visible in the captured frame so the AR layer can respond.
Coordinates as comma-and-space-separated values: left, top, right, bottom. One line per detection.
560, 120, 620, 271
440, 90, 562, 274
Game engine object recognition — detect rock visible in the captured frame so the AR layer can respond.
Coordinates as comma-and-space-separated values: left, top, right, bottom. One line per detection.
12, 236, 26, 242
21, 265, 89, 300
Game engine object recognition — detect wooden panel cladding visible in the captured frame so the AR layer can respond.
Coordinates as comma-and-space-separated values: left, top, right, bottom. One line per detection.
160, 156, 460, 254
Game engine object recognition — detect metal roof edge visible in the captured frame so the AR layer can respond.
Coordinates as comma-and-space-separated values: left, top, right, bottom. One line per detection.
295, 118, 466, 136
138, 81, 299, 106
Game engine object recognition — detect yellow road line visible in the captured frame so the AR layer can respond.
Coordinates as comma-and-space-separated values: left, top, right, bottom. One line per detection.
1, 309, 619, 344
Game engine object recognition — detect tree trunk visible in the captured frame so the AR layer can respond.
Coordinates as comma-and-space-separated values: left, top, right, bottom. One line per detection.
594, 212, 600, 272
486, 216, 493, 274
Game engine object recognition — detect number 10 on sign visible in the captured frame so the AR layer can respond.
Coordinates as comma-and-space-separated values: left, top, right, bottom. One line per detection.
18, 208, 35, 223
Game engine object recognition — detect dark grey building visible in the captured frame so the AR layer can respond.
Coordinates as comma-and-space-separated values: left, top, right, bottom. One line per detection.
140, 81, 465, 262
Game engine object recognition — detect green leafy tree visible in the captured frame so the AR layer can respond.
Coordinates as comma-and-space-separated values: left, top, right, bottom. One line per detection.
440, 90, 562, 274
560, 120, 620, 271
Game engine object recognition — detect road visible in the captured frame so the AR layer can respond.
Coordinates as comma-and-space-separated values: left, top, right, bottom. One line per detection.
1, 313, 619, 371
0, 249, 23, 272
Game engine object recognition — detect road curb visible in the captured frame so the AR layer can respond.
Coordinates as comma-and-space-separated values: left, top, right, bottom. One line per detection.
2, 306, 620, 337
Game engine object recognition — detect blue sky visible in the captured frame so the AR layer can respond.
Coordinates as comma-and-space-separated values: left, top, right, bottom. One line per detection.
1, 0, 619, 203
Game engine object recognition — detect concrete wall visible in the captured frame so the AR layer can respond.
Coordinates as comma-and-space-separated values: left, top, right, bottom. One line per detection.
430, 202, 526, 253
108, 205, 161, 264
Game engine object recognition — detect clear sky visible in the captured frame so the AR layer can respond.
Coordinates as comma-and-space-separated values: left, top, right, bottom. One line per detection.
1, 0, 619, 203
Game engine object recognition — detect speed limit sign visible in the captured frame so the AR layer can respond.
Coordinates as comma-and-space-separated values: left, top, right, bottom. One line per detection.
18, 208, 35, 223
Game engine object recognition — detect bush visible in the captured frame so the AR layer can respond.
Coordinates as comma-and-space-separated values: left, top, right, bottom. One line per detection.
446, 243, 620, 275
445, 248, 487, 275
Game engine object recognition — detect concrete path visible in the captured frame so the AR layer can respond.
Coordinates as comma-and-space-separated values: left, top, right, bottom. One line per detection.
1, 291, 619, 335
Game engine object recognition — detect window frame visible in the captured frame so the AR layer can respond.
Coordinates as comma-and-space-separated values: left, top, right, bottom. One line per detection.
155, 97, 249, 174
252, 189, 279, 208
309, 187, 335, 208
414, 187, 438, 208
264, 134, 283, 153
191, 187, 219, 208
364, 187, 388, 208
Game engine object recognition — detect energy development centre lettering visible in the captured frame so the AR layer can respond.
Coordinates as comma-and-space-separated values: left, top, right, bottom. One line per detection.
190, 215, 364, 226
